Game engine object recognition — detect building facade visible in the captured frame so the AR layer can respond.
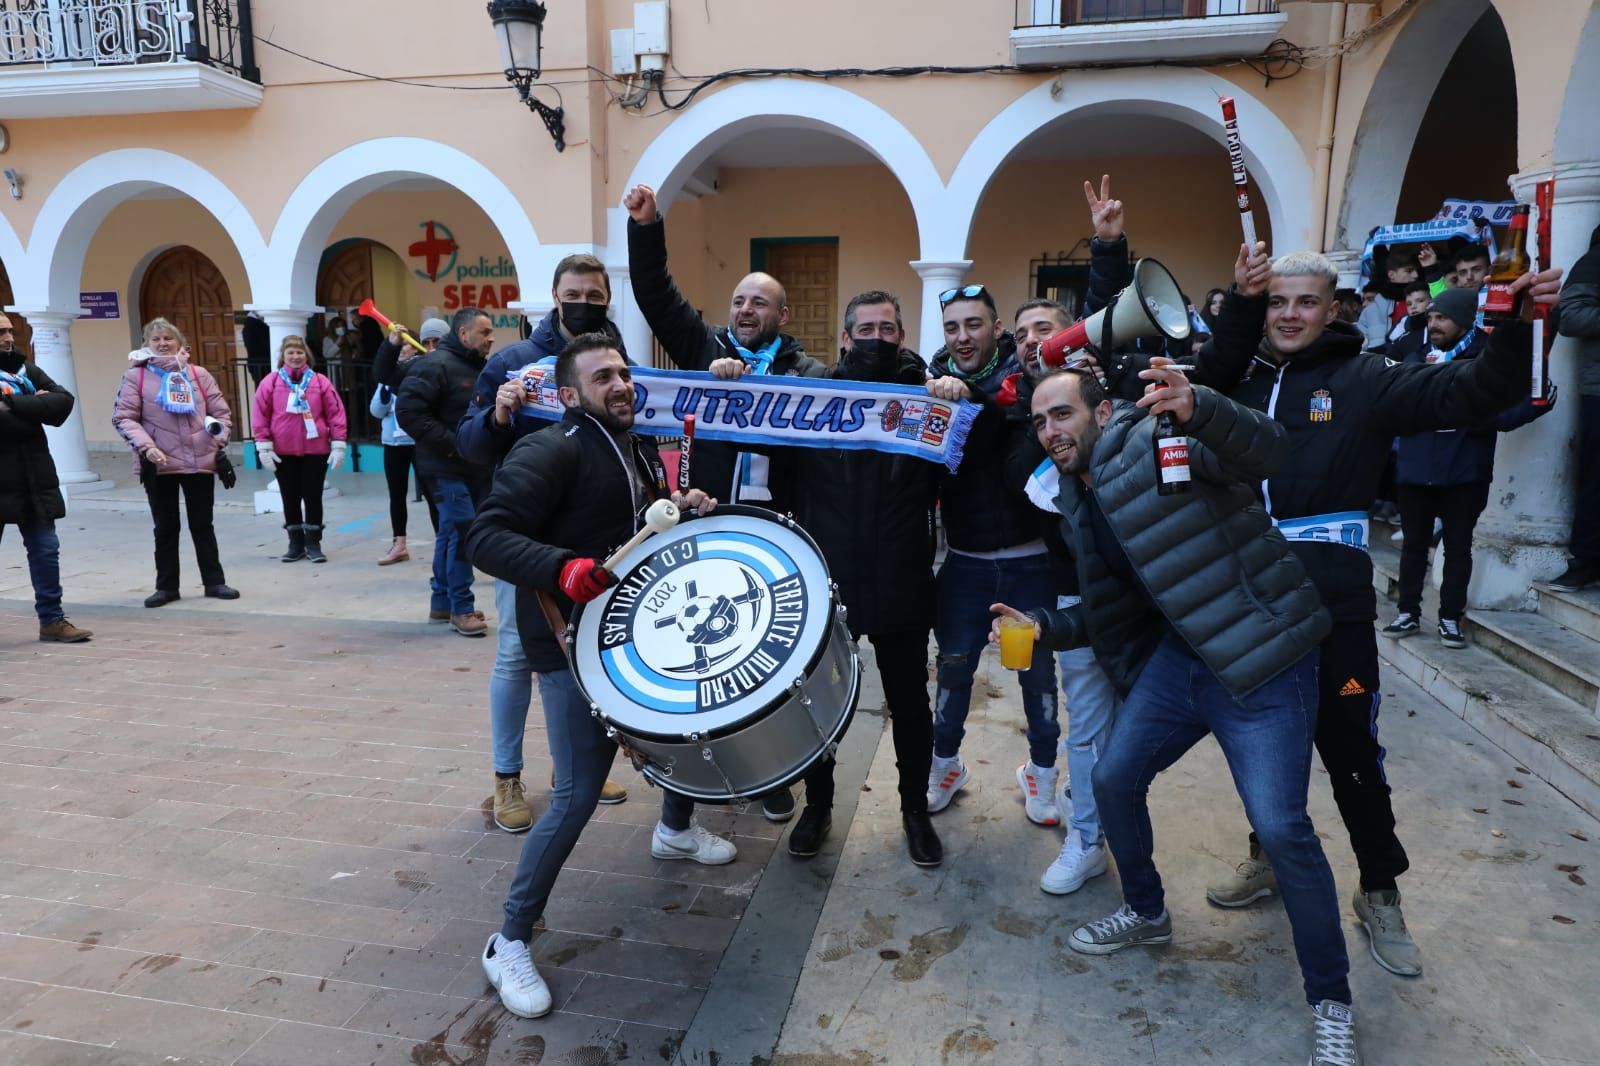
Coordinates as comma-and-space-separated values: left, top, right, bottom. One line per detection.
1, 0, 1597, 602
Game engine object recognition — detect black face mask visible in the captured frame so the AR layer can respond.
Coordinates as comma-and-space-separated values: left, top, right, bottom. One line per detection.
0, 347, 22, 374
560, 302, 609, 337
841, 338, 900, 381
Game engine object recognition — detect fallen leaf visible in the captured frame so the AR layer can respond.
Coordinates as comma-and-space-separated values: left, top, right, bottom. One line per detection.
1571, 874, 1588, 886
1504, 799, 1525, 806
860, 785, 872, 792
1472, 808, 1489, 814
1557, 864, 1583, 873
1515, 766, 1531, 775
1552, 915, 1576, 925
1585, 734, 1600, 742
661, 902, 679, 912
452, 667, 470, 673
1574, 831, 1591, 842
1507, 780, 1524, 789
1491, 829, 1506, 838
1406, 709, 1417, 717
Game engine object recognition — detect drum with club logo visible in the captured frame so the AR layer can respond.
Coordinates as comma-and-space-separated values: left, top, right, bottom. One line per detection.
570, 506, 860, 801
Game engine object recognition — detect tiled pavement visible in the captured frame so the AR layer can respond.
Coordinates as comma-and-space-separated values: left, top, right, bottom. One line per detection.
0, 601, 789, 1064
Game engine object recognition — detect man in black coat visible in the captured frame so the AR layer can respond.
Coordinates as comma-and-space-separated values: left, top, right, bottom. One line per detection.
396, 308, 496, 637
0, 313, 91, 642
623, 182, 827, 512
463, 334, 735, 1020
1195, 251, 1564, 980
706, 291, 945, 866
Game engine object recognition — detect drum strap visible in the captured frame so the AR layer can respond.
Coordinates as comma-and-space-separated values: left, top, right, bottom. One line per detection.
535, 590, 572, 660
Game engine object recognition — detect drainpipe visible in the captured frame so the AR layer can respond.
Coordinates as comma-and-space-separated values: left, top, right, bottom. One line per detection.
1309, 2, 1347, 251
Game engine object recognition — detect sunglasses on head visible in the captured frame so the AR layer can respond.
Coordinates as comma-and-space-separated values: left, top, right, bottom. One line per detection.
939, 284, 989, 308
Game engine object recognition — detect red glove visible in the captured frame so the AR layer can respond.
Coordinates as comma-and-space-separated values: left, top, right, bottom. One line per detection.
559, 557, 614, 603
996, 371, 1020, 408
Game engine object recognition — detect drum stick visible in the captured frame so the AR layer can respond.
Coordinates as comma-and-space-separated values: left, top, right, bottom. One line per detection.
677, 414, 695, 494
602, 499, 680, 572
535, 590, 573, 661
1218, 97, 1260, 252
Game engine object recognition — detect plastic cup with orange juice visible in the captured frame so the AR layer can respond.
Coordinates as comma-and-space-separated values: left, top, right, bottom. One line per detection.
998, 615, 1037, 670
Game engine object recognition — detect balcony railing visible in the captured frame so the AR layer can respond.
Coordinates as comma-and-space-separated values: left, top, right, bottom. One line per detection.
0, 0, 257, 82
1016, 0, 1280, 29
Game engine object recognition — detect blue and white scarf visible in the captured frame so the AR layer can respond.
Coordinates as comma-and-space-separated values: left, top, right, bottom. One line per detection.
0, 365, 36, 396
157, 369, 197, 414
277, 366, 314, 413
508, 361, 979, 471
1425, 328, 1477, 364
729, 335, 782, 376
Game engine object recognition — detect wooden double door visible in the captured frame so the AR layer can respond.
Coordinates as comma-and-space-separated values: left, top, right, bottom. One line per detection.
140, 246, 242, 417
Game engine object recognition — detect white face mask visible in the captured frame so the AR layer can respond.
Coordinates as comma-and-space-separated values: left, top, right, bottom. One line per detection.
334, 326, 346, 336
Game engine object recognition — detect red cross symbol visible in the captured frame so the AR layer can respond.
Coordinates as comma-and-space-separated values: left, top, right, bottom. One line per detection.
409, 221, 459, 282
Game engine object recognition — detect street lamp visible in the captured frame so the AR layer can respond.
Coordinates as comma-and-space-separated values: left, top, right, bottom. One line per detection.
487, 0, 566, 152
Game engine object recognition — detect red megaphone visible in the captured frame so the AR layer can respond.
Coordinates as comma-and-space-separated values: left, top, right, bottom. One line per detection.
358, 299, 426, 354
1037, 258, 1191, 369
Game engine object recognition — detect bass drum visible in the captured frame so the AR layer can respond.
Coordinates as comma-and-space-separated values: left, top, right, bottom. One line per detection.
570, 506, 860, 801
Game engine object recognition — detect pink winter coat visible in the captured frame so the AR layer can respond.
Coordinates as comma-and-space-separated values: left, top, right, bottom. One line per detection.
113, 354, 232, 475
252, 368, 348, 457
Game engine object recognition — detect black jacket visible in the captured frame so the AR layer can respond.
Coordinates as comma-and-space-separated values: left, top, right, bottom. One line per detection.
627, 217, 826, 506
1198, 317, 1535, 622
0, 354, 73, 524
928, 334, 1042, 553
464, 409, 671, 672
394, 334, 491, 487
1035, 389, 1330, 699
1395, 332, 1547, 486
777, 350, 941, 635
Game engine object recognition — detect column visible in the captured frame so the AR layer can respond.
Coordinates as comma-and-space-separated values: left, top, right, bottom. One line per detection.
1324, 249, 1365, 291
1471, 161, 1600, 606
9, 308, 109, 492
604, 263, 653, 367
909, 259, 973, 363
244, 306, 318, 370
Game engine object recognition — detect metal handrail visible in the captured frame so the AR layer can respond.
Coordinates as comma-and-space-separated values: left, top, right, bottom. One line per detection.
0, 0, 258, 81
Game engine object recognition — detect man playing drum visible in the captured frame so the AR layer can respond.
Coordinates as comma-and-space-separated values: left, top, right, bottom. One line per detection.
464, 333, 736, 1019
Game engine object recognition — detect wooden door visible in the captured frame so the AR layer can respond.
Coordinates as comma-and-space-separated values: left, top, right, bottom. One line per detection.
140, 246, 240, 416
318, 241, 374, 316
762, 243, 839, 366
0, 261, 32, 357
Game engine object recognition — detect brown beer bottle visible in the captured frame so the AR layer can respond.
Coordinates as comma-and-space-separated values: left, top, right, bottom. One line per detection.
1154, 406, 1191, 496
1483, 204, 1532, 326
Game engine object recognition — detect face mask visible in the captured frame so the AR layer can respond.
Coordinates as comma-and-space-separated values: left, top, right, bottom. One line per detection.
842, 338, 900, 380
561, 302, 608, 336
334, 326, 346, 336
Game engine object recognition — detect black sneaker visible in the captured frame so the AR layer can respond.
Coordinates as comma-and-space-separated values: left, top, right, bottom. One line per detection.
1381, 613, 1420, 638
1438, 618, 1466, 649
144, 589, 180, 608
787, 805, 831, 858
761, 788, 796, 824
204, 584, 241, 600
1547, 560, 1600, 593
902, 811, 943, 867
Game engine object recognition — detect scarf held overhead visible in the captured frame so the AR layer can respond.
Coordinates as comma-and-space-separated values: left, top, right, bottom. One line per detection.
510, 363, 979, 471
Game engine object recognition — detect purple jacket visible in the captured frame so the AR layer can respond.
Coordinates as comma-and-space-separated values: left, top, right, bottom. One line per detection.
252, 368, 348, 457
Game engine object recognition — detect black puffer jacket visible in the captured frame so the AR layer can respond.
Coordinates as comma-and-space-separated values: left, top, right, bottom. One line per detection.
394, 333, 491, 488
928, 334, 1041, 553
1197, 317, 1534, 622
779, 349, 941, 635
627, 218, 827, 508
465, 408, 672, 672
0, 354, 73, 524
1036, 388, 1330, 698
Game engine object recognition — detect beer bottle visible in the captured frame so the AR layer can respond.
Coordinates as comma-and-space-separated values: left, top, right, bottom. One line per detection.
1154, 403, 1191, 496
1483, 204, 1532, 326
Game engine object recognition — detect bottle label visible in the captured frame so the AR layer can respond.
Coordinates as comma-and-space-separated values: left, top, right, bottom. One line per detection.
1157, 436, 1191, 483
1483, 281, 1518, 315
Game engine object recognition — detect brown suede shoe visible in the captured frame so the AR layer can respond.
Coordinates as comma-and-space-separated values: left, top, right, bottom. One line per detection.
493, 776, 532, 833
378, 537, 410, 566
599, 778, 628, 805
451, 611, 488, 637
39, 619, 92, 643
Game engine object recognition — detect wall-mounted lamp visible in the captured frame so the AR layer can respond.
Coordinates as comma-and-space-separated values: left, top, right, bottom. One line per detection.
3, 169, 21, 201
487, 1, 566, 152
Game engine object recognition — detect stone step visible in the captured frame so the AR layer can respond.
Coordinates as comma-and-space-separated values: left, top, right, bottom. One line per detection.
1534, 582, 1600, 643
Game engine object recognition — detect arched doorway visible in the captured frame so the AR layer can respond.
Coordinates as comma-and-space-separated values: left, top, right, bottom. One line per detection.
139, 245, 242, 416
0, 260, 33, 355
316, 238, 415, 362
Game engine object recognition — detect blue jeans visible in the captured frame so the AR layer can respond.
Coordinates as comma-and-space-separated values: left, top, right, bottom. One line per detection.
0, 519, 64, 625
501, 669, 694, 943
1055, 633, 1117, 845
430, 476, 480, 615
1093, 632, 1349, 1006
490, 579, 533, 774
932, 552, 1059, 766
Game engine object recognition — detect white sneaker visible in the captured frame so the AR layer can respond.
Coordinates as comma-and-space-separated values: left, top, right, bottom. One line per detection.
651, 821, 737, 865
481, 934, 552, 1018
1016, 761, 1061, 825
1308, 999, 1361, 1065
926, 755, 969, 814
1040, 831, 1109, 895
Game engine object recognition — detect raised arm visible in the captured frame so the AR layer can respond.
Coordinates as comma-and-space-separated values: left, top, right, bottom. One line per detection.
624, 184, 716, 370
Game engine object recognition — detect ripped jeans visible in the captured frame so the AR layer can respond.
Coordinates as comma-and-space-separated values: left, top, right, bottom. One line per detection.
931, 551, 1059, 766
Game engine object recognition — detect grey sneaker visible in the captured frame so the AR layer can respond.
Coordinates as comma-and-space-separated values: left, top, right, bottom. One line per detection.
1205, 842, 1278, 908
1308, 1000, 1361, 1065
1380, 612, 1419, 638
1353, 889, 1423, 976
1068, 903, 1172, 955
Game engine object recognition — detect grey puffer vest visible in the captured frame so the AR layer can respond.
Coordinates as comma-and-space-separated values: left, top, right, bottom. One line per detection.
1036, 387, 1330, 699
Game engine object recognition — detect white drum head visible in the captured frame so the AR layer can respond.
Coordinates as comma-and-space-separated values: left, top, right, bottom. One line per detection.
572, 509, 833, 738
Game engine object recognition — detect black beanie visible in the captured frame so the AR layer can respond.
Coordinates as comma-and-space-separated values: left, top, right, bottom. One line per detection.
1431, 287, 1479, 331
